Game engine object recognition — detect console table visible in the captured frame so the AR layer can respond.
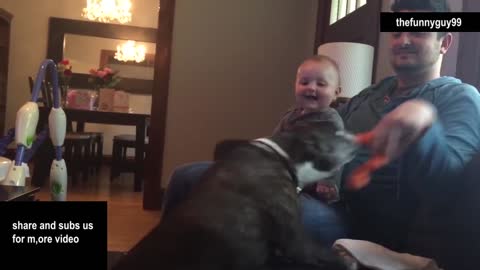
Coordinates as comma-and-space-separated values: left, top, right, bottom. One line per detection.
0, 185, 40, 201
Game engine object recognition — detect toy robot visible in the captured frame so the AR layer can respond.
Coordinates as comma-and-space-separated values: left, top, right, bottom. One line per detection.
0, 59, 68, 201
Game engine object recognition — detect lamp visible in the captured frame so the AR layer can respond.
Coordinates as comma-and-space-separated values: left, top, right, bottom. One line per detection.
81, 0, 132, 24
114, 40, 146, 63
317, 42, 374, 98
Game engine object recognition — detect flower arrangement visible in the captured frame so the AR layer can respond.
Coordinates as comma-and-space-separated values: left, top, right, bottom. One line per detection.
88, 66, 121, 90
57, 59, 73, 89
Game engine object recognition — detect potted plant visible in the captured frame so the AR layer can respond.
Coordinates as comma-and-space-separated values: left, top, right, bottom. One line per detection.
88, 67, 122, 111
88, 66, 121, 91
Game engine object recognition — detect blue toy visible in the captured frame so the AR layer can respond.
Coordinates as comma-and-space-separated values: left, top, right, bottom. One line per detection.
0, 59, 68, 201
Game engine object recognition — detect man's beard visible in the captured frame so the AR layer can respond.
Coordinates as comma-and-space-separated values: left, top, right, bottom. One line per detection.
392, 62, 425, 74
390, 43, 442, 74
391, 54, 439, 75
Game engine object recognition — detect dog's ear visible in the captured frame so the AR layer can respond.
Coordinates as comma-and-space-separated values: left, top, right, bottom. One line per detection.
213, 140, 248, 160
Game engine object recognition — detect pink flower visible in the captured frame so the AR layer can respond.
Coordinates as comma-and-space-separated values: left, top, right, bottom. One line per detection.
96, 70, 107, 78
88, 66, 121, 90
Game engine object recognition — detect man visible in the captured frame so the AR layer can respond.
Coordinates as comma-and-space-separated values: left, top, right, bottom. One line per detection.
161, 0, 480, 265
337, 0, 480, 252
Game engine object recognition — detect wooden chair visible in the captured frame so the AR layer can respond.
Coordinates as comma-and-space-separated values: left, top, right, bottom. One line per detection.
110, 133, 148, 191
63, 133, 92, 183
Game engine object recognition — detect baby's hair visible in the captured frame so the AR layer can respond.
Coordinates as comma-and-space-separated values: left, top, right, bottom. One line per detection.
301, 54, 341, 86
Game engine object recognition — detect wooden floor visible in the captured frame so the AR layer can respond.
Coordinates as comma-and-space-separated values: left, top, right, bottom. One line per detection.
32, 166, 161, 252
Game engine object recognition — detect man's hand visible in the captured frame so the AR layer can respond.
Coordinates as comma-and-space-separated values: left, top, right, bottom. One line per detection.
371, 99, 437, 161
346, 99, 437, 190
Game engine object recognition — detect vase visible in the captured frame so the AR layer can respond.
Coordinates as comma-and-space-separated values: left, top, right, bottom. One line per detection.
97, 88, 115, 111
91, 89, 99, 111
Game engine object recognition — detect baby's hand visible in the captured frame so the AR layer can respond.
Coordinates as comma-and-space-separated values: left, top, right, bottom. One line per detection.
314, 182, 339, 204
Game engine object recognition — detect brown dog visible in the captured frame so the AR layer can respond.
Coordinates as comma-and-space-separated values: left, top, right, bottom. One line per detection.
113, 117, 358, 270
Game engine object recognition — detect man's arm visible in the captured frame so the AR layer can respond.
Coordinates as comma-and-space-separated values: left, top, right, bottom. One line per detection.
401, 85, 480, 200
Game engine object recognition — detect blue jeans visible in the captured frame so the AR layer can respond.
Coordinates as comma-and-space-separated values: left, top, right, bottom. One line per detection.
161, 161, 348, 247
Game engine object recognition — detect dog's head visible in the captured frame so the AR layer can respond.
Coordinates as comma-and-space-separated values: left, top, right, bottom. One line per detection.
212, 114, 359, 189
275, 118, 359, 188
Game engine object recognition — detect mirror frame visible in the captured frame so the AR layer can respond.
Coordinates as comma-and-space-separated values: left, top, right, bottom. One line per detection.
47, 17, 157, 95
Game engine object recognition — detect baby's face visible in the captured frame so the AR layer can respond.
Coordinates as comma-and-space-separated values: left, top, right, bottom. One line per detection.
295, 60, 340, 112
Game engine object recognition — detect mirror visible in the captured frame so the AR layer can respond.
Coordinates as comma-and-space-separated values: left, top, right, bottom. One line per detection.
47, 17, 157, 94
63, 34, 156, 80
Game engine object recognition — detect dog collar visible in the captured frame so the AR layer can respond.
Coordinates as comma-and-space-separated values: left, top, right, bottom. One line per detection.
251, 138, 301, 193
253, 138, 290, 160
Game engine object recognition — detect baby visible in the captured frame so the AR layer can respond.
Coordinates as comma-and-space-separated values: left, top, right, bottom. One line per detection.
274, 54, 344, 203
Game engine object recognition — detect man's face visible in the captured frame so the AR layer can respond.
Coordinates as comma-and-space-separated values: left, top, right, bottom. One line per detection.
389, 31, 443, 74
389, 9, 447, 74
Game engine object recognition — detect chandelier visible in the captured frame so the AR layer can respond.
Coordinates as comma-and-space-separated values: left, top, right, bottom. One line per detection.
114, 40, 146, 63
81, 0, 132, 24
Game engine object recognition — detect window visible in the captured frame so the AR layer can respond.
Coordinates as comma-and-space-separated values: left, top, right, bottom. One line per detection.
330, 0, 367, 25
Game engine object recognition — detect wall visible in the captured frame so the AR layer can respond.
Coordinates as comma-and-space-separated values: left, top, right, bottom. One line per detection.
1, 0, 158, 155
2, 0, 319, 188
375, 0, 462, 83
440, 0, 462, 77
161, 0, 319, 186
374, 0, 395, 82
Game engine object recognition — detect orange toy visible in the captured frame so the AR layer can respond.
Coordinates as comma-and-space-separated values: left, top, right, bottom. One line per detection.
345, 131, 389, 190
